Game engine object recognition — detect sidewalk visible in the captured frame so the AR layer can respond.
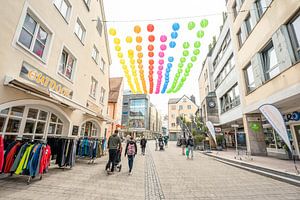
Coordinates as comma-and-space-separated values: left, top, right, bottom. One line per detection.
202, 148, 300, 185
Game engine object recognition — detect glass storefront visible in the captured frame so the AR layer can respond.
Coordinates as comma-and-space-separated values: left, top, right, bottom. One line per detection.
80, 121, 99, 137
129, 99, 147, 129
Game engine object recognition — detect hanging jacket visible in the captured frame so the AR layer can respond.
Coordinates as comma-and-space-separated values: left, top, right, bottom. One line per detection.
15, 144, 34, 175
3, 142, 21, 173
28, 144, 42, 177
10, 143, 28, 173
2, 141, 16, 172
0, 136, 4, 173
39, 145, 51, 174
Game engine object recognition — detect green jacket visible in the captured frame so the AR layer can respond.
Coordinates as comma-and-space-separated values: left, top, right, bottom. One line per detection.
108, 134, 121, 149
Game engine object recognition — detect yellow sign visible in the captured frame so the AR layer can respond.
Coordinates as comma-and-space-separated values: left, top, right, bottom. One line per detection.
20, 63, 73, 98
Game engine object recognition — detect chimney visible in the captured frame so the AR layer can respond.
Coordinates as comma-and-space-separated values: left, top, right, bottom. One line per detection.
190, 95, 195, 104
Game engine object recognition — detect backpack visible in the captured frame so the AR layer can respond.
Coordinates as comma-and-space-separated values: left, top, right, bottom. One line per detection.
188, 139, 194, 146
127, 143, 136, 155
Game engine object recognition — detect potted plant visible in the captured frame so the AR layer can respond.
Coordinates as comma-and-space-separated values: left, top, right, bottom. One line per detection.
216, 135, 224, 151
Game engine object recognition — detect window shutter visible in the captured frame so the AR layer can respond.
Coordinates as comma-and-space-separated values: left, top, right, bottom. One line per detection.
251, 54, 264, 87
272, 25, 295, 71
96, 17, 102, 37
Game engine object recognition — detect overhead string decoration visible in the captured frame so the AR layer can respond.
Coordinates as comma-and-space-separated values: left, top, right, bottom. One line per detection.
155, 35, 168, 94
147, 24, 155, 94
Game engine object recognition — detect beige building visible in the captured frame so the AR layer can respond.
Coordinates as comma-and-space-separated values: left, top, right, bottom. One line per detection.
0, 0, 111, 140
149, 104, 162, 137
226, 0, 300, 157
168, 95, 198, 141
106, 77, 123, 139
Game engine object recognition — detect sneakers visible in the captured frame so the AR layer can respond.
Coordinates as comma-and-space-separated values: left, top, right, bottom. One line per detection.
128, 171, 132, 175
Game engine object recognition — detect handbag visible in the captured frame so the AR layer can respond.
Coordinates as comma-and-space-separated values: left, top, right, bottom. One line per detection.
186, 147, 189, 156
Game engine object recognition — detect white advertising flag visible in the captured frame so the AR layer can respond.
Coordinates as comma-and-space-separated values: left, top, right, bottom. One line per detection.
259, 104, 292, 153
206, 121, 216, 144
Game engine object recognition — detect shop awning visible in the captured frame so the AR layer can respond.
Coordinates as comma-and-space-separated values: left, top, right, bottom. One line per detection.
4, 76, 106, 121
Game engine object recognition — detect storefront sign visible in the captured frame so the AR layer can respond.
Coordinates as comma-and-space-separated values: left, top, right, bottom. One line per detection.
283, 111, 300, 122
72, 125, 79, 136
214, 127, 222, 132
20, 63, 73, 98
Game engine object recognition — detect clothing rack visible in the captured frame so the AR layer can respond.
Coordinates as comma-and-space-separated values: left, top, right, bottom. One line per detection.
77, 137, 102, 164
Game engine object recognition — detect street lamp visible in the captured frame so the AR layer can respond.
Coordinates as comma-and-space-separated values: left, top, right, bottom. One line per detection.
231, 124, 239, 157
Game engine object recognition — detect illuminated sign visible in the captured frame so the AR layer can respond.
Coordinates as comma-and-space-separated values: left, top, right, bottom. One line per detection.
20, 63, 73, 98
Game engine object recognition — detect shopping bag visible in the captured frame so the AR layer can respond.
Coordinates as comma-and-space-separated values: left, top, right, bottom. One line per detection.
186, 147, 189, 157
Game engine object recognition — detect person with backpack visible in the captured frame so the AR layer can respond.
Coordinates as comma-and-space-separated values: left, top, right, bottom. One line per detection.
106, 130, 122, 174
140, 136, 147, 155
124, 136, 137, 175
186, 135, 194, 159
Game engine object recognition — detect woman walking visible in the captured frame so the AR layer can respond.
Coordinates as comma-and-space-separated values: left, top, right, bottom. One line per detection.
124, 136, 137, 175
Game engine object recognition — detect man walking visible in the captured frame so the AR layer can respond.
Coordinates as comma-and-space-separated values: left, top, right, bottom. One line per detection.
186, 135, 194, 159
124, 136, 137, 175
106, 130, 122, 174
140, 136, 147, 155
180, 136, 187, 155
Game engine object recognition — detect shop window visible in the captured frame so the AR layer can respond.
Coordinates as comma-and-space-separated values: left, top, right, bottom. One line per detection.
261, 42, 279, 81
48, 113, 63, 135
74, 18, 86, 43
18, 13, 50, 60
81, 121, 99, 137
92, 45, 99, 64
244, 63, 256, 92
287, 12, 300, 61
0, 116, 6, 132
53, 0, 71, 21
58, 49, 76, 80
24, 109, 48, 135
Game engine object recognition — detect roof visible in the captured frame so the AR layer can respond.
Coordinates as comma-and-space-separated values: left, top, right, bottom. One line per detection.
168, 98, 180, 104
108, 77, 123, 103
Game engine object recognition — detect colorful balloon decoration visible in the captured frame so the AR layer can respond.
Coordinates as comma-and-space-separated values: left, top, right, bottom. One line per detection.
108, 19, 208, 94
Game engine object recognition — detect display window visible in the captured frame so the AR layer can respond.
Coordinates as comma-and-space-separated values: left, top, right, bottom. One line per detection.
80, 121, 99, 137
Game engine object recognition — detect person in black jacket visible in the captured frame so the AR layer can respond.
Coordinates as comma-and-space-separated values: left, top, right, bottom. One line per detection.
124, 137, 137, 175
186, 135, 194, 159
140, 136, 147, 155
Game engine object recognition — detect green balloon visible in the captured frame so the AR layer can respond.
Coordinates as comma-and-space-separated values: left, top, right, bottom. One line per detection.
193, 49, 200, 55
175, 76, 178, 81
185, 68, 190, 73
182, 77, 186, 82
188, 21, 196, 30
183, 42, 190, 49
200, 19, 208, 28
178, 63, 184, 68
184, 72, 189, 76
180, 57, 186, 63
183, 50, 189, 57
178, 68, 183, 73
187, 63, 193, 68
176, 73, 180, 77
191, 56, 197, 62
197, 30, 205, 38
194, 41, 201, 48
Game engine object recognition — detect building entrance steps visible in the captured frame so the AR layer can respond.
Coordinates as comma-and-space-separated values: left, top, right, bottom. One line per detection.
202, 149, 300, 186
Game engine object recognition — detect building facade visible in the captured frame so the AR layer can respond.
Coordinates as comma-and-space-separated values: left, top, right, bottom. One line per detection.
168, 95, 199, 141
0, 0, 111, 141
106, 77, 123, 138
226, 0, 300, 157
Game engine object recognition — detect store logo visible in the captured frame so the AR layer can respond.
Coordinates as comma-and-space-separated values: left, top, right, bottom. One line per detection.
250, 122, 261, 133
283, 111, 300, 122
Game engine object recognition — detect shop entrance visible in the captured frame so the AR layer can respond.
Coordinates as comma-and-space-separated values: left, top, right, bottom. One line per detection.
293, 124, 300, 157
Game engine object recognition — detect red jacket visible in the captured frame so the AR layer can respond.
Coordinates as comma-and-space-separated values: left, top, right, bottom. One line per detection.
3, 142, 21, 173
0, 136, 4, 173
39, 145, 51, 174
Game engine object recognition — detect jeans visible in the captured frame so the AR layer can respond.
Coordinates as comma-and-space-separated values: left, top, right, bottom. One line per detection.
187, 146, 194, 158
141, 146, 146, 155
128, 155, 134, 172
108, 149, 117, 172
182, 145, 186, 155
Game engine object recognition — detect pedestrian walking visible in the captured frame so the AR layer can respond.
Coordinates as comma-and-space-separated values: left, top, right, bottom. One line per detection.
155, 137, 159, 151
186, 135, 194, 159
106, 130, 122, 175
124, 136, 137, 175
140, 136, 147, 155
180, 136, 187, 155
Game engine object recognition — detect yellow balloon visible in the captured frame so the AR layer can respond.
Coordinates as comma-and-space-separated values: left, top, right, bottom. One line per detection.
136, 45, 142, 51
126, 36, 133, 43
138, 64, 143, 69
134, 25, 141, 34
109, 28, 116, 36
137, 59, 142, 64
128, 54, 134, 59
128, 49, 134, 55
133, 72, 137, 76
114, 38, 120, 45
115, 46, 121, 51
130, 65, 135, 69
122, 65, 127, 69
130, 59, 135, 65
137, 52, 143, 58
139, 69, 144, 74
117, 52, 123, 58
120, 59, 125, 64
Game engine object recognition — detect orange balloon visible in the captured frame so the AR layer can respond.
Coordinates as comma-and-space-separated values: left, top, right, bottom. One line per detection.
138, 64, 143, 69
137, 59, 143, 64
148, 52, 154, 57
136, 45, 142, 51
136, 36, 143, 43
139, 69, 144, 74
134, 25, 141, 34
138, 52, 143, 58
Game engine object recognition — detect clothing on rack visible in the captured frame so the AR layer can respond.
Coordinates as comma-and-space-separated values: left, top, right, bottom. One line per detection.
0, 136, 4, 173
77, 138, 101, 159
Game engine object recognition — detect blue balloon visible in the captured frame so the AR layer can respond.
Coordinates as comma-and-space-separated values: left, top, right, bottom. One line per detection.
166, 68, 170, 73
169, 41, 176, 48
172, 23, 180, 31
171, 32, 178, 39
167, 63, 172, 68
168, 56, 174, 62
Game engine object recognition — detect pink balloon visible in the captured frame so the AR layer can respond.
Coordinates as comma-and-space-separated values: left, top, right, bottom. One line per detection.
157, 71, 162, 75
160, 44, 167, 51
159, 52, 164, 58
160, 35, 167, 42
159, 65, 163, 70
159, 59, 164, 65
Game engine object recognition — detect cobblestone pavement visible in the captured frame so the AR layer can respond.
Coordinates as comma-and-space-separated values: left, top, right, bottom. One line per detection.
0, 141, 300, 200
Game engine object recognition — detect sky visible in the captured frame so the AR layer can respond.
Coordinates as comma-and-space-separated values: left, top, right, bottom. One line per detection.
103, 0, 226, 115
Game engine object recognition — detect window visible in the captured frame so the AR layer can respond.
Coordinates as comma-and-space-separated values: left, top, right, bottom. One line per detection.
187, 105, 192, 110
90, 77, 97, 98
54, 0, 71, 21
81, 121, 98, 137
171, 105, 176, 110
100, 58, 105, 71
83, 0, 91, 9
232, 1, 238, 19
4, 106, 25, 133
171, 114, 175, 118
261, 42, 279, 81
245, 14, 253, 36
171, 123, 176, 127
237, 29, 244, 48
288, 12, 300, 60
48, 113, 63, 135
92, 46, 99, 64
244, 63, 256, 92
58, 49, 76, 80
220, 84, 240, 113
18, 13, 50, 60
183, 98, 187, 102
256, 0, 267, 18
74, 19, 86, 43
100, 87, 105, 103
179, 105, 183, 110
